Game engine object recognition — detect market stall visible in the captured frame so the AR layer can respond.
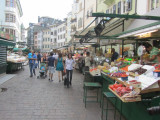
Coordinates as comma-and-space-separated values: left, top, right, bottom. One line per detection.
74, 10, 160, 119
7, 53, 27, 73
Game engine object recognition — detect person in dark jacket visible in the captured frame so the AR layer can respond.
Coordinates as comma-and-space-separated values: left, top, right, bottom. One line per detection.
37, 52, 41, 68
111, 48, 119, 62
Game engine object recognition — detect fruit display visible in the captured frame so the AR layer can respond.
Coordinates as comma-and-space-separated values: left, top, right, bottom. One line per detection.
102, 69, 110, 74
129, 67, 147, 75
128, 64, 142, 71
110, 71, 127, 78
109, 83, 132, 97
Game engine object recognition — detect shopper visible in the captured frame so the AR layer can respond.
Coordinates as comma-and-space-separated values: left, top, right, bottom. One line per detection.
78, 53, 84, 73
32, 51, 37, 76
47, 52, 55, 81
56, 53, 64, 82
65, 53, 75, 87
28, 51, 37, 77
37, 52, 41, 68
144, 42, 159, 63
85, 52, 92, 72
111, 48, 119, 62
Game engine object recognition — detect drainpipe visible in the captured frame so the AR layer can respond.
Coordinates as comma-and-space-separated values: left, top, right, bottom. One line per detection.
83, 0, 85, 29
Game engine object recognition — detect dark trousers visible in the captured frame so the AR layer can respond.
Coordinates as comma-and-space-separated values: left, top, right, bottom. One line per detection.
29, 63, 34, 76
66, 70, 73, 83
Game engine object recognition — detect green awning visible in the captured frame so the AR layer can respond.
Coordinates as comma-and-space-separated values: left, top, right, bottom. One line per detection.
113, 21, 160, 38
0, 38, 15, 46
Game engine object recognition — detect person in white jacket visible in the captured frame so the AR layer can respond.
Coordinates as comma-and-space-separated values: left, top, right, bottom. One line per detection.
65, 53, 75, 87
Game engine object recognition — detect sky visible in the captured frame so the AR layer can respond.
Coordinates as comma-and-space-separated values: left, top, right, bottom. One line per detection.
20, 0, 73, 28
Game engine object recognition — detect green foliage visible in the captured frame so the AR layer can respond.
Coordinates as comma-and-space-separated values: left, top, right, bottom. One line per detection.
103, 0, 116, 6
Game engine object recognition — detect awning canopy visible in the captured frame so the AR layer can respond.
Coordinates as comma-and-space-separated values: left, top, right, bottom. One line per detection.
0, 37, 15, 46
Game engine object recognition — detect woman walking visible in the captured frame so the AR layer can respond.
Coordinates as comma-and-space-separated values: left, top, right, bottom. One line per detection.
65, 53, 75, 88
56, 53, 64, 82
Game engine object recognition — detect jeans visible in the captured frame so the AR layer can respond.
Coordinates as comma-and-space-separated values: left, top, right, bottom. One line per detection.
66, 70, 73, 83
29, 63, 34, 76
37, 60, 41, 68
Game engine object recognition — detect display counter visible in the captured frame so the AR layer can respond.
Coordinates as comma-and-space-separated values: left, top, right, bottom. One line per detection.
101, 71, 160, 120
7, 62, 23, 73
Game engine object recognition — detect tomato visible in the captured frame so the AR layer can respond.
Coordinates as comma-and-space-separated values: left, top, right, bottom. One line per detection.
113, 84, 119, 88
109, 85, 114, 90
113, 88, 116, 91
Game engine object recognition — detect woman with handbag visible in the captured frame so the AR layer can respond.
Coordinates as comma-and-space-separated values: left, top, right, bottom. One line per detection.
56, 53, 65, 82
65, 53, 75, 88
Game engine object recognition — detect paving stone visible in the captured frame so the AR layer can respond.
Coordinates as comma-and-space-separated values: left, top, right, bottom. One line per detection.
0, 66, 125, 120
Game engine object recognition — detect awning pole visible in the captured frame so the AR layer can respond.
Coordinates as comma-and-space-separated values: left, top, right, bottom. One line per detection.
135, 40, 138, 56
122, 40, 124, 58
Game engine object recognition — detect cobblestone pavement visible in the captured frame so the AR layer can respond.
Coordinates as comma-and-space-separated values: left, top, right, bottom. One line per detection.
0, 66, 102, 120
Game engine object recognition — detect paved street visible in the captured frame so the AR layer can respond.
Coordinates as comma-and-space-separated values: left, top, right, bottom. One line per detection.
0, 66, 102, 120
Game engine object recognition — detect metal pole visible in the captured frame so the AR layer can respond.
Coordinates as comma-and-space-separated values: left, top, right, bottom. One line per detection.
122, 40, 124, 58
135, 40, 138, 56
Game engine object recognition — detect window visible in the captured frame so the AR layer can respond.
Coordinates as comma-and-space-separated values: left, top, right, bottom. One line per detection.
51, 32, 53, 35
54, 38, 57, 43
156, 0, 159, 8
48, 38, 50, 41
63, 26, 65, 31
118, 2, 121, 14
110, 8, 112, 13
6, 0, 15, 7
5, 13, 16, 23
127, 0, 132, 11
48, 45, 49, 48
123, 1, 126, 13
106, 9, 109, 14
78, 18, 82, 28
51, 39, 52, 42
90, 8, 93, 16
5, 28, 15, 35
113, 5, 116, 14
87, 11, 89, 19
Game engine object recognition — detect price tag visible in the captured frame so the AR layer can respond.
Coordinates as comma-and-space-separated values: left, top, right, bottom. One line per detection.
154, 73, 158, 78
135, 76, 139, 80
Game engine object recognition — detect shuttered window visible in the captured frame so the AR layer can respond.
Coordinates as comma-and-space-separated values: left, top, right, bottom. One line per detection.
0, 46, 7, 66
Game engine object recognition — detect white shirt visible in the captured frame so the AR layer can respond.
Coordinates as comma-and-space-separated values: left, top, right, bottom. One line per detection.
66, 58, 75, 70
85, 57, 91, 67
53, 54, 58, 60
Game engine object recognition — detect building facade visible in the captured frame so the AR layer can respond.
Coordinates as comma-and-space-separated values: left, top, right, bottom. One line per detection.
37, 31, 43, 51
50, 24, 57, 49
57, 22, 66, 48
0, 0, 23, 42
42, 28, 51, 52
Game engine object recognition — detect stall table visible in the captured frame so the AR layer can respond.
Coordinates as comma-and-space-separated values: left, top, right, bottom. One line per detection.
101, 71, 160, 120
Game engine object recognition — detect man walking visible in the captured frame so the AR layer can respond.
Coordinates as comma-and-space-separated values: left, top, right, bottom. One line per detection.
48, 52, 55, 81
28, 51, 37, 77
32, 52, 37, 76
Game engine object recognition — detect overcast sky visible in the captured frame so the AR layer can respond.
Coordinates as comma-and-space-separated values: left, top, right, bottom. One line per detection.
20, 0, 73, 28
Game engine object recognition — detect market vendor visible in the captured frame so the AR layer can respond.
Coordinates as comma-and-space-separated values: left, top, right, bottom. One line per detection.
144, 42, 159, 63
111, 48, 119, 62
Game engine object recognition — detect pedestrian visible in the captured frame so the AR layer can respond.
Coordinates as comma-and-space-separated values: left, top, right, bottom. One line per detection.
32, 51, 37, 76
78, 53, 84, 73
28, 51, 37, 77
37, 52, 41, 68
56, 53, 64, 82
111, 48, 119, 62
47, 52, 55, 81
85, 52, 92, 72
65, 53, 75, 87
